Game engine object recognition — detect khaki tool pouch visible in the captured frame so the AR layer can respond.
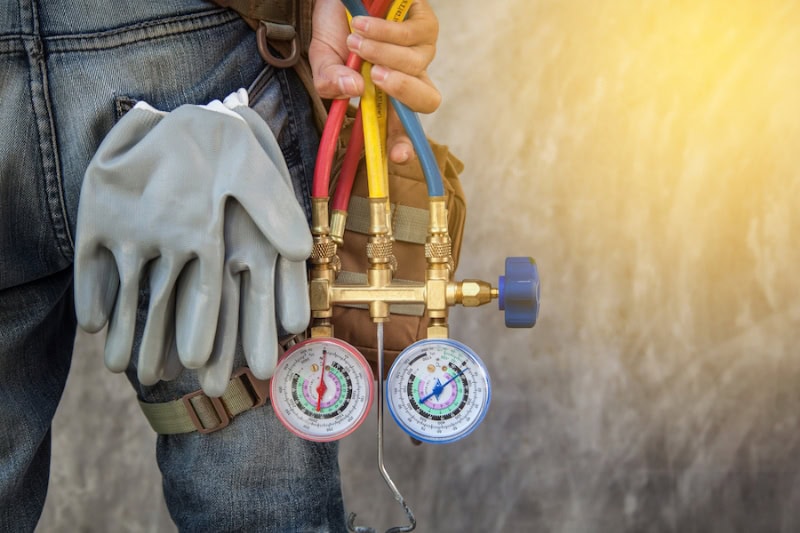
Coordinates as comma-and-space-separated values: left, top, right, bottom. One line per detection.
330, 111, 466, 373
214, 0, 468, 374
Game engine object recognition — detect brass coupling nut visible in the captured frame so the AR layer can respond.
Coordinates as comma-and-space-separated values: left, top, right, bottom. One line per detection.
451, 280, 495, 307
366, 234, 394, 265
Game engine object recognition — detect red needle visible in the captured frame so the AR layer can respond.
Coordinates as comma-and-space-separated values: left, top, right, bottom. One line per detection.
316, 350, 328, 412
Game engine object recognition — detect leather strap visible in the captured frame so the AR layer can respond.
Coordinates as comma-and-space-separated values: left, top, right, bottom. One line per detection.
212, 0, 315, 69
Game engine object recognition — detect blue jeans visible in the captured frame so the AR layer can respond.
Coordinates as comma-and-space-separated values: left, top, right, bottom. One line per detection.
0, 1, 346, 531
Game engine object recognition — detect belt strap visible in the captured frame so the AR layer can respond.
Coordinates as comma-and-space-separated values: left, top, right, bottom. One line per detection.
139, 367, 270, 434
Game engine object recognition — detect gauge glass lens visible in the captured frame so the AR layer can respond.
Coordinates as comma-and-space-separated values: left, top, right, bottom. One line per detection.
386, 338, 491, 444
271, 337, 374, 442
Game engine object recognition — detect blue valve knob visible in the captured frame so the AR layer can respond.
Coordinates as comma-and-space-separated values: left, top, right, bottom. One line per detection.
498, 257, 540, 328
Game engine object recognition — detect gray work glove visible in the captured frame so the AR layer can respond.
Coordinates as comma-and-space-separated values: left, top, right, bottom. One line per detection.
74, 90, 312, 390
196, 91, 311, 396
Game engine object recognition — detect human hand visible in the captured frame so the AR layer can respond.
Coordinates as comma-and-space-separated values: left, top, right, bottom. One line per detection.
309, 0, 440, 163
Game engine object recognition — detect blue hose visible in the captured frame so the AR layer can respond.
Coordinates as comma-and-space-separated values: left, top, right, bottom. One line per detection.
340, 0, 445, 198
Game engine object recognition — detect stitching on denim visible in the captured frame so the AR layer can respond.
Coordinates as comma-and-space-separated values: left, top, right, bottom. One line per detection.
114, 96, 138, 121
42, 9, 241, 54
24, 5, 74, 263
277, 68, 314, 222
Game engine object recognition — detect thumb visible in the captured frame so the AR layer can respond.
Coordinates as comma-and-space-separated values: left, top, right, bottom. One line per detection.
309, 0, 363, 99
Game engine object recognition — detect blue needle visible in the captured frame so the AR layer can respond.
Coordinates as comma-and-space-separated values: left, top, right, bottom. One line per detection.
418, 368, 466, 406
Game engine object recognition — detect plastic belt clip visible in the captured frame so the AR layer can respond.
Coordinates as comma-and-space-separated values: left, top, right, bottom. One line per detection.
138, 335, 304, 435
182, 367, 270, 434
139, 367, 270, 435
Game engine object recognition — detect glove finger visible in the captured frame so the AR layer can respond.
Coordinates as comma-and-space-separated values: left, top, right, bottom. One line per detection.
160, 336, 184, 382
137, 255, 181, 386
175, 255, 223, 369
234, 176, 313, 262
197, 269, 241, 397
104, 253, 145, 373
229, 105, 312, 262
231, 106, 293, 188
275, 257, 310, 335
240, 261, 279, 380
74, 245, 119, 333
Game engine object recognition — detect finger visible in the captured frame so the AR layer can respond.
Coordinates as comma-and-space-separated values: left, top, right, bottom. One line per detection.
386, 107, 415, 164
312, 61, 365, 100
233, 106, 293, 188
137, 255, 181, 386
103, 252, 145, 373
275, 257, 310, 335
373, 66, 441, 114
197, 268, 240, 397
240, 261, 280, 380
234, 167, 313, 261
74, 244, 119, 332
310, 0, 363, 99
232, 114, 313, 260
174, 253, 222, 369
346, 34, 434, 78
160, 338, 184, 382
350, 0, 438, 48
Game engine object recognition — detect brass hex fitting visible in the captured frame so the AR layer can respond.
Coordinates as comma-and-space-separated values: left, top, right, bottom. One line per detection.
369, 197, 390, 236
427, 318, 449, 339
311, 198, 338, 268
448, 280, 495, 307
311, 197, 331, 237
310, 319, 333, 339
329, 209, 347, 246
425, 197, 452, 267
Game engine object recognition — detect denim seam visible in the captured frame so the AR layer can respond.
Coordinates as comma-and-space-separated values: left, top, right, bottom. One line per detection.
23, 3, 74, 262
42, 9, 240, 54
277, 69, 314, 220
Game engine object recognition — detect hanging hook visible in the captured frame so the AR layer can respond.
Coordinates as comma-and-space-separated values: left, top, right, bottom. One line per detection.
347, 323, 416, 533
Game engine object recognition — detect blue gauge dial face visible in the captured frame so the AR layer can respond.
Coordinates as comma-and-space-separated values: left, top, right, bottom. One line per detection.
387, 339, 491, 444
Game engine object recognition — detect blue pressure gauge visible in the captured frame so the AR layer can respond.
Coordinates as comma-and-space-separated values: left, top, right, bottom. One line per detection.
386, 338, 491, 444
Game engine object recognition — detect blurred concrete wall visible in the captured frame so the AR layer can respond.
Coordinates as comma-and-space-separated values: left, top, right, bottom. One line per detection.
38, 1, 800, 532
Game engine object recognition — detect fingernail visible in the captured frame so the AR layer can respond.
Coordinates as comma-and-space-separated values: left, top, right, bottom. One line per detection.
371, 65, 388, 82
393, 144, 412, 163
351, 17, 368, 32
337, 76, 358, 95
346, 33, 363, 51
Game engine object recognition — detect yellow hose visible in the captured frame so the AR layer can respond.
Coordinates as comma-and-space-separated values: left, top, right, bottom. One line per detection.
361, 0, 413, 198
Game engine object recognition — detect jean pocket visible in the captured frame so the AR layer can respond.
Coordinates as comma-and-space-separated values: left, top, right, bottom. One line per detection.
247, 64, 316, 223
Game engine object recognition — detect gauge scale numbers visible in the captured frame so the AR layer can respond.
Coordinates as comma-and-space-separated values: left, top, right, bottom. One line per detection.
271, 338, 373, 442
387, 339, 491, 444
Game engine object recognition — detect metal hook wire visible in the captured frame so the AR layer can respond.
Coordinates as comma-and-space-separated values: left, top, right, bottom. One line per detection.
347, 323, 416, 533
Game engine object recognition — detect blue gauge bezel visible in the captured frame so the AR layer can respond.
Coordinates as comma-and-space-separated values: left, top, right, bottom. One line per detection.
386, 338, 491, 444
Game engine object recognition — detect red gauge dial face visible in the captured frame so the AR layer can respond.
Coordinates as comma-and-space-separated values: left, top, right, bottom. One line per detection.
271, 338, 374, 442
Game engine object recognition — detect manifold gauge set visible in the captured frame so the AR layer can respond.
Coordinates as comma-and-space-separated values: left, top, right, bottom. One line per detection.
268, 0, 540, 530
271, 336, 494, 444
266, 0, 541, 448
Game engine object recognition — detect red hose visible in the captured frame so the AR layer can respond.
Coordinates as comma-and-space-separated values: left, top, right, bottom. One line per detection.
311, 0, 394, 199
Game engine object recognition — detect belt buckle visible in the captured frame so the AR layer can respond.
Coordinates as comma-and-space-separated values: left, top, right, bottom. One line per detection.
232, 367, 270, 408
182, 390, 231, 434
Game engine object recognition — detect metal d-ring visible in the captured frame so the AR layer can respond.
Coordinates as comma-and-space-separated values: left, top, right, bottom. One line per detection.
256, 22, 300, 68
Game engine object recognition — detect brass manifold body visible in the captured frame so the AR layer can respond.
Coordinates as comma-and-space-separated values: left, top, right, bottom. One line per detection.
309, 196, 498, 340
